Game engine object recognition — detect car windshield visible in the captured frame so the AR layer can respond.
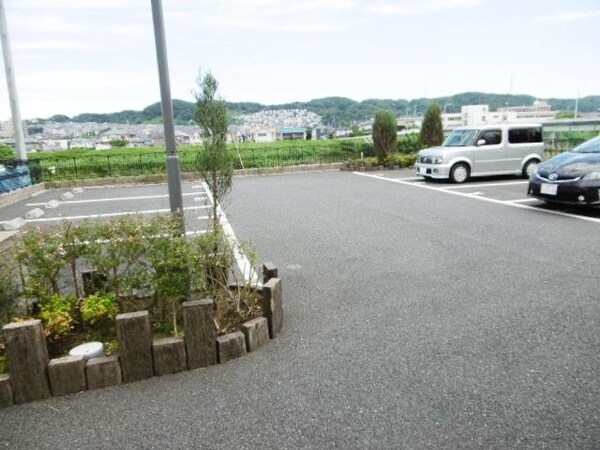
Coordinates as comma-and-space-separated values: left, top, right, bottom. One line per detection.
571, 136, 600, 154
443, 129, 478, 147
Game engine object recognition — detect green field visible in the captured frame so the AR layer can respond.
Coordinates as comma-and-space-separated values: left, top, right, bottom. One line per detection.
28, 140, 364, 182
22, 130, 589, 183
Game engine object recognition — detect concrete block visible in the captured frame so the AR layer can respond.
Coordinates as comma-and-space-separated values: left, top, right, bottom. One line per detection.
85, 356, 122, 390
183, 299, 217, 369
262, 263, 278, 283
25, 208, 44, 219
217, 332, 247, 364
48, 355, 86, 396
45, 200, 60, 209
2, 319, 50, 404
61, 192, 74, 200
0, 374, 14, 408
262, 277, 283, 338
152, 337, 187, 376
3, 217, 25, 231
116, 311, 153, 383
241, 317, 270, 352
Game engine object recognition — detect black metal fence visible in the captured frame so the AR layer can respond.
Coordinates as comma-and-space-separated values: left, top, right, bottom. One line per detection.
27, 144, 362, 182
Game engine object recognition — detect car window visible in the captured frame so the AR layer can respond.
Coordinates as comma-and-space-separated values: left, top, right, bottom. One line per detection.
508, 127, 542, 143
478, 130, 502, 145
572, 136, 600, 154
443, 129, 478, 147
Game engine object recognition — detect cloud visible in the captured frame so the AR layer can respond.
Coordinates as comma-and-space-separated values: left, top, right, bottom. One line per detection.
222, 18, 346, 32
533, 10, 600, 23
371, 0, 481, 15
12, 0, 138, 9
9, 16, 88, 35
19, 69, 155, 91
14, 40, 98, 51
220, 0, 355, 12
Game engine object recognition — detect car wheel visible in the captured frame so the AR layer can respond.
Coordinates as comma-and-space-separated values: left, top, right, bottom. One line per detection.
522, 160, 539, 178
450, 163, 469, 183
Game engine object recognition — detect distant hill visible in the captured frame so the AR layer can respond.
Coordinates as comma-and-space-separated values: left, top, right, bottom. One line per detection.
39, 93, 600, 127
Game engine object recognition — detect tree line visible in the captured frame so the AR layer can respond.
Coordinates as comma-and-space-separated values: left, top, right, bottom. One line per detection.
37, 93, 600, 126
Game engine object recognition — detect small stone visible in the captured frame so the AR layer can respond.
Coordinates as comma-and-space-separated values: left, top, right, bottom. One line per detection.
25, 208, 44, 219
3, 218, 25, 231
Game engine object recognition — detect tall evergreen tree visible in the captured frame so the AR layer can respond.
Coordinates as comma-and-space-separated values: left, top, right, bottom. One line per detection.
372, 110, 397, 164
420, 102, 444, 148
194, 71, 233, 231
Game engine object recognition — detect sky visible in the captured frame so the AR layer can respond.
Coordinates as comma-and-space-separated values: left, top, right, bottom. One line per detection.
0, 0, 599, 120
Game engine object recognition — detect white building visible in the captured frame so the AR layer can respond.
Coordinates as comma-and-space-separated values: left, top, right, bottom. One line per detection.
443, 100, 559, 129
252, 128, 277, 143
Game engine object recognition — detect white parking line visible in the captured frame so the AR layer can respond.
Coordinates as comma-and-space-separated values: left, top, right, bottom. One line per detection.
201, 181, 261, 286
26, 192, 202, 206
354, 172, 600, 224
393, 177, 423, 181
0, 205, 211, 225
442, 180, 528, 189
507, 198, 539, 203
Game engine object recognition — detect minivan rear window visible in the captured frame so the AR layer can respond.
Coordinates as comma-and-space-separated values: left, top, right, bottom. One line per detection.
508, 127, 542, 144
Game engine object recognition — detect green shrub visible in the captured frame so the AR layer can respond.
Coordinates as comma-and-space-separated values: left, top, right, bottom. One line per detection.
81, 293, 118, 326
385, 153, 417, 167
397, 133, 421, 154
0, 144, 16, 161
39, 294, 77, 339
10, 213, 260, 354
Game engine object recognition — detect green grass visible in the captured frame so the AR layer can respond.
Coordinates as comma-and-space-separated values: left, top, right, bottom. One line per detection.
28, 141, 363, 182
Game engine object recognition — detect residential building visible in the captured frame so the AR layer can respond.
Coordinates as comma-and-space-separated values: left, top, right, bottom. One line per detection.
280, 127, 307, 140
314, 126, 333, 140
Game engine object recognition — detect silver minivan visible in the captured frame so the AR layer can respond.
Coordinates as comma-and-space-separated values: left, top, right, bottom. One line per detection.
415, 123, 545, 183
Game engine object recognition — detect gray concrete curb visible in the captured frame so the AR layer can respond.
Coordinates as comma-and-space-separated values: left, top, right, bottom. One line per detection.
43, 163, 344, 189
0, 183, 46, 209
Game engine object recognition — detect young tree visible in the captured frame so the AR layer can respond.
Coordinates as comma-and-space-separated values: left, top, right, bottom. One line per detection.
194, 71, 233, 231
420, 102, 444, 148
372, 110, 397, 164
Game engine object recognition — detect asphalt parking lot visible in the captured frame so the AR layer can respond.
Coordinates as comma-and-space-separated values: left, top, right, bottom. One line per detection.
1, 169, 597, 231
0, 182, 213, 235
355, 169, 600, 223
1, 170, 599, 449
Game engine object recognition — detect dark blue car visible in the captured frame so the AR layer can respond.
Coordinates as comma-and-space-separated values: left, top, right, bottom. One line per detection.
528, 136, 600, 207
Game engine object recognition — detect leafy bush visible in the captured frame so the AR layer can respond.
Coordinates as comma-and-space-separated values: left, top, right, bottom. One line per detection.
0, 144, 16, 161
385, 153, 417, 167
39, 294, 77, 340
81, 293, 118, 326
397, 133, 421, 154
9, 214, 258, 355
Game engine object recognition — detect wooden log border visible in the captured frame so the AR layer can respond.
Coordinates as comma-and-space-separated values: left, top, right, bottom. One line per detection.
0, 264, 282, 408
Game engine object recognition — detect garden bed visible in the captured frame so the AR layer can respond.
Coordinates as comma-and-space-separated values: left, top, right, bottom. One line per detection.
0, 214, 272, 376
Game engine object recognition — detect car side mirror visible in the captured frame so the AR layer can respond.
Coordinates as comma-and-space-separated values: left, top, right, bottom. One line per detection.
476, 139, 486, 146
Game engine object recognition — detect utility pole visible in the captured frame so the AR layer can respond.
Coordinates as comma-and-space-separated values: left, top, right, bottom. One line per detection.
0, 0, 26, 160
150, 0, 185, 232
